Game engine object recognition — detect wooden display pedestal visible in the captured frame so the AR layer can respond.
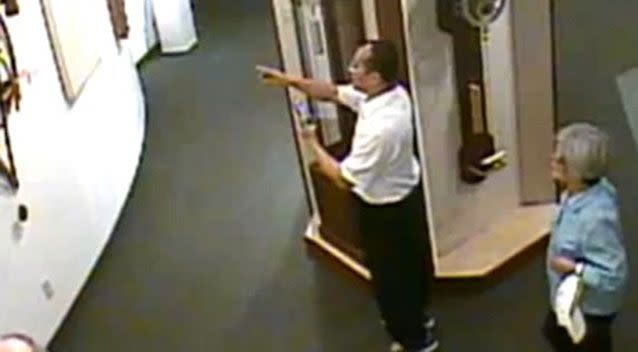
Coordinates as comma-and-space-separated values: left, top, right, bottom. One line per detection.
304, 202, 554, 280
271, 0, 557, 280
434, 205, 553, 278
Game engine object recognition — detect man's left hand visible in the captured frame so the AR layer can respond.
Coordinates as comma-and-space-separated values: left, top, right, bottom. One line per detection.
551, 256, 577, 274
299, 125, 318, 143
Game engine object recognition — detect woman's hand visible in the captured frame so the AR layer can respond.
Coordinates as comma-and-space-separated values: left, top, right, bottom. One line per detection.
551, 256, 577, 275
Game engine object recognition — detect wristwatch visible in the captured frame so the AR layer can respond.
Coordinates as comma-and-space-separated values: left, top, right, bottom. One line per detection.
574, 262, 585, 276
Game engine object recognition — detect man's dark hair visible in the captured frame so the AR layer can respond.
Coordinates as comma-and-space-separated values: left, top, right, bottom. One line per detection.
363, 39, 399, 83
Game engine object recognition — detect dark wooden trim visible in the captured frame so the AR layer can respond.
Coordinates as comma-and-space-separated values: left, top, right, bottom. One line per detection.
548, 0, 561, 202
374, 0, 411, 90
320, 0, 345, 82
549, 0, 559, 134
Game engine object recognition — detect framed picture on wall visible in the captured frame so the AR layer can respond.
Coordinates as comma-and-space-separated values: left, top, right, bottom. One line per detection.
39, 0, 104, 105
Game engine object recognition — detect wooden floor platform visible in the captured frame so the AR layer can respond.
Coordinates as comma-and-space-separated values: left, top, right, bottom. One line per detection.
436, 204, 555, 278
304, 203, 556, 280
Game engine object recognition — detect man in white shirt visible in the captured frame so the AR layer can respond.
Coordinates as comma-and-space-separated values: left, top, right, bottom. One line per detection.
257, 40, 437, 352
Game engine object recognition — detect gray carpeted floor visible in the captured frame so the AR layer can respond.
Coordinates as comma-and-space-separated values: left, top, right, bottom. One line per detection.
49, 1, 638, 351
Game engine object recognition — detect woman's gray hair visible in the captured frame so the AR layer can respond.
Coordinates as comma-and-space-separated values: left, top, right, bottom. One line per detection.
556, 122, 609, 181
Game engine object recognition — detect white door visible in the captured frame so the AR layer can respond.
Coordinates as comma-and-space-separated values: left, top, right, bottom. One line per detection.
293, 0, 342, 146
271, 0, 320, 219
151, 0, 198, 53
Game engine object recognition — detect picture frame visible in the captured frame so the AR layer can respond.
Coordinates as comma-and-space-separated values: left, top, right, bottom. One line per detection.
39, 0, 104, 105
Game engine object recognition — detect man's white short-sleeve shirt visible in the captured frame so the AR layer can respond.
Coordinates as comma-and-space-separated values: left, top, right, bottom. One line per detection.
337, 84, 421, 205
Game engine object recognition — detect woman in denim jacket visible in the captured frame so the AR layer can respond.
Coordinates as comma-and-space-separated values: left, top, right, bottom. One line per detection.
543, 123, 628, 351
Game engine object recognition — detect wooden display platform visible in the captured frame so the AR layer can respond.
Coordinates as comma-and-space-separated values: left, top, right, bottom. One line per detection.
304, 203, 555, 280
304, 217, 371, 280
273, 0, 559, 282
436, 204, 554, 278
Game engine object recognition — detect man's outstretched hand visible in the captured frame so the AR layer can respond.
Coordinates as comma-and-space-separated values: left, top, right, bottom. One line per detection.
256, 65, 292, 87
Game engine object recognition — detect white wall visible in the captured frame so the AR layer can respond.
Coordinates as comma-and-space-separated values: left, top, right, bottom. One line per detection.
125, 0, 159, 62
510, 0, 555, 203
0, 0, 151, 345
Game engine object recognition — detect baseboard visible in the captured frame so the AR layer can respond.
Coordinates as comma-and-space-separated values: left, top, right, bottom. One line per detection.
158, 38, 199, 56
136, 43, 161, 68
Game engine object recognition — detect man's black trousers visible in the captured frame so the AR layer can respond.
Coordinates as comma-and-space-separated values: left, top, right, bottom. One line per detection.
356, 184, 433, 350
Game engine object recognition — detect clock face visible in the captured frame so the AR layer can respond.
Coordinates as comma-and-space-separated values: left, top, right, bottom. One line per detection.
460, 0, 507, 28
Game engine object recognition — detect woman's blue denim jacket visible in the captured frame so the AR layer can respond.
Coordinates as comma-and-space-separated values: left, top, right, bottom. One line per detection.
547, 177, 628, 316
